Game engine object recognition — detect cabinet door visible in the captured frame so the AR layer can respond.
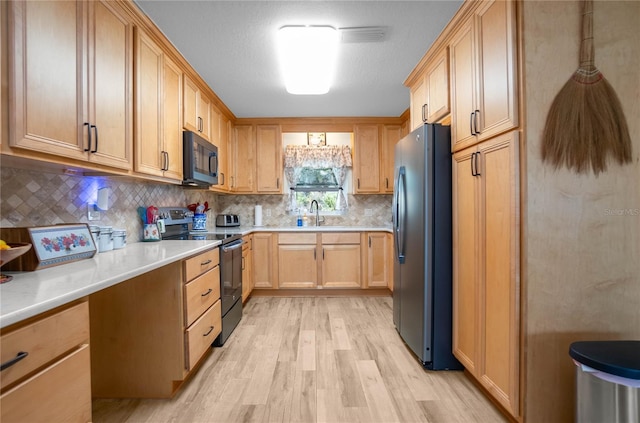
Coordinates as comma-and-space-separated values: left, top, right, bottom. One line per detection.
366, 233, 390, 288
449, 17, 477, 152
409, 76, 427, 131
452, 145, 479, 374
9, 1, 87, 159
381, 125, 402, 193
241, 236, 252, 301
353, 125, 380, 193
198, 92, 212, 141
256, 125, 282, 193
252, 233, 276, 288
278, 245, 318, 288
89, 0, 132, 169
134, 28, 163, 177
183, 76, 199, 133
426, 47, 450, 123
215, 115, 230, 192
0, 345, 92, 423
162, 55, 183, 180
477, 131, 519, 415
322, 244, 361, 288
475, 0, 518, 142
232, 125, 255, 192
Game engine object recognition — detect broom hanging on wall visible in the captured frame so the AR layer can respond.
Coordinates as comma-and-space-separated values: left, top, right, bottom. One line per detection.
541, 0, 632, 175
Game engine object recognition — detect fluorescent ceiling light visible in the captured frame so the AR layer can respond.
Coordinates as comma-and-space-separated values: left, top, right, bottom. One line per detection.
277, 25, 339, 95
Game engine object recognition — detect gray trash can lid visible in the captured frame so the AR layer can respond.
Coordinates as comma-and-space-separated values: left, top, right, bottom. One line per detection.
569, 340, 640, 380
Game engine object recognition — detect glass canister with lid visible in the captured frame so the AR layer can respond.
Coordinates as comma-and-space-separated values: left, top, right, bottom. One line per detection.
98, 226, 113, 252
112, 229, 127, 249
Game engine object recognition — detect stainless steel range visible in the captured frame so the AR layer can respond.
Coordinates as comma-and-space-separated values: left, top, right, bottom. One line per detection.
158, 207, 242, 346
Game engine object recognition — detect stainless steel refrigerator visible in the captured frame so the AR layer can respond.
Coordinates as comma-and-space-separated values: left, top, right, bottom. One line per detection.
392, 123, 462, 370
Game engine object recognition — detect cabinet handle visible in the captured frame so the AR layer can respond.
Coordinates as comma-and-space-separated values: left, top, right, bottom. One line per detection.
322, 248, 325, 260
474, 109, 480, 135
357, 179, 360, 189
201, 259, 212, 266
242, 256, 245, 270
469, 112, 475, 136
90, 124, 98, 153
230, 176, 235, 188
164, 151, 170, 171
422, 103, 428, 123
314, 248, 316, 260
220, 172, 225, 186
470, 152, 475, 176
201, 288, 213, 297
474, 151, 481, 176
1, 351, 29, 371
276, 178, 279, 189
203, 326, 214, 337
369, 236, 371, 248
385, 177, 389, 189
84, 122, 92, 152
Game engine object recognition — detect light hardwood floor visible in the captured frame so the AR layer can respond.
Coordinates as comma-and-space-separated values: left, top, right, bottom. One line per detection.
92, 296, 507, 422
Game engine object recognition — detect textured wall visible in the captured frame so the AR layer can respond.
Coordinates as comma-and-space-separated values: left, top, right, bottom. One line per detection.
0, 167, 392, 241
523, 1, 640, 421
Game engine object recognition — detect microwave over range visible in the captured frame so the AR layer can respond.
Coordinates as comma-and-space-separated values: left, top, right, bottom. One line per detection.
183, 130, 218, 187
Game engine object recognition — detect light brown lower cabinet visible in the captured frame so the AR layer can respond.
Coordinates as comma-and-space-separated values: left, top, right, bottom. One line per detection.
365, 232, 392, 288
278, 233, 318, 288
321, 233, 362, 288
0, 300, 92, 423
89, 247, 221, 398
452, 130, 520, 417
241, 235, 253, 301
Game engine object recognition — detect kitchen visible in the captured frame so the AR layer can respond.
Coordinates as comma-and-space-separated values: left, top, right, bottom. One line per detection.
1, 1, 639, 423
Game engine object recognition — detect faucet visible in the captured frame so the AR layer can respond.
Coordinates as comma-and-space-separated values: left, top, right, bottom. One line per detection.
310, 200, 320, 226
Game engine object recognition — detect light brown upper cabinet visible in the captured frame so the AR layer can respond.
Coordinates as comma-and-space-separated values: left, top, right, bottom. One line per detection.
450, 0, 518, 152
230, 124, 282, 194
381, 125, 402, 193
183, 75, 212, 141
213, 113, 231, 192
409, 47, 450, 131
134, 28, 183, 181
255, 125, 282, 193
9, 0, 132, 170
353, 125, 381, 193
230, 125, 255, 193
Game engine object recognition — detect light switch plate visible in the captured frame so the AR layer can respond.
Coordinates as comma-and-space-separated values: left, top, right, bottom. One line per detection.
88, 204, 101, 221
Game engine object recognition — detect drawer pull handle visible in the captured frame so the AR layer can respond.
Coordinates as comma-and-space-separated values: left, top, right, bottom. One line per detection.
201, 259, 212, 266
203, 326, 214, 337
201, 288, 213, 297
1, 351, 29, 371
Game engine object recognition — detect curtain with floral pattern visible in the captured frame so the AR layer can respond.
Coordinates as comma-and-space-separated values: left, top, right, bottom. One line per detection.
283, 145, 352, 211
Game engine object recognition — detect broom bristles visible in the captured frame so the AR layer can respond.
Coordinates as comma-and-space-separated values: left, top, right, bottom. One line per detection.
541, 67, 632, 175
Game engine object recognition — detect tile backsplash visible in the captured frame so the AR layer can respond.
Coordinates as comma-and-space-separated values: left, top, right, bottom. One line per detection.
1, 166, 392, 242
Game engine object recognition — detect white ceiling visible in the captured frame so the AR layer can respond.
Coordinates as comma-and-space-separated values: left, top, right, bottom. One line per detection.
134, 1, 463, 119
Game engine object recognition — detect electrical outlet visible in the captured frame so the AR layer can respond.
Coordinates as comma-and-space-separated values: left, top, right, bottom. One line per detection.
364, 208, 373, 216
88, 204, 101, 221
265, 208, 272, 217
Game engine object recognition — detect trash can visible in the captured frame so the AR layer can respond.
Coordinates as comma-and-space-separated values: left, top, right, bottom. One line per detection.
570, 340, 640, 423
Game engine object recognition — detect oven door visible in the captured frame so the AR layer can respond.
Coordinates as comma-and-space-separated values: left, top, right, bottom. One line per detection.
220, 239, 243, 315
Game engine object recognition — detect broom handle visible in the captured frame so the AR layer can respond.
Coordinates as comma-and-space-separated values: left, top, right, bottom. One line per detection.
579, 0, 595, 70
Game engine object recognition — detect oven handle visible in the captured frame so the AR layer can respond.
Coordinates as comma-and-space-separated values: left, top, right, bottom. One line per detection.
221, 240, 243, 252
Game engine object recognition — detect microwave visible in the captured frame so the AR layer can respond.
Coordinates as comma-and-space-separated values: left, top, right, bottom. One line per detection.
183, 130, 218, 187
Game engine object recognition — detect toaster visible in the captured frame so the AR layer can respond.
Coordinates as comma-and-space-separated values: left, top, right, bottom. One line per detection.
216, 214, 240, 227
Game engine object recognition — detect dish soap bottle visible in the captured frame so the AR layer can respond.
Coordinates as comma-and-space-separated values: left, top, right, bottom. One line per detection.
297, 209, 302, 227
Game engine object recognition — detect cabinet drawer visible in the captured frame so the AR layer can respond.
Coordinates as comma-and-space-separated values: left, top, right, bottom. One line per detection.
0, 301, 89, 389
185, 300, 221, 370
0, 344, 92, 423
321, 232, 360, 244
279, 233, 317, 244
184, 265, 220, 326
184, 248, 219, 282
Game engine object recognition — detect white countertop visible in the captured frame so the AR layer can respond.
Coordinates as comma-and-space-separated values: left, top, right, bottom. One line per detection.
0, 240, 220, 329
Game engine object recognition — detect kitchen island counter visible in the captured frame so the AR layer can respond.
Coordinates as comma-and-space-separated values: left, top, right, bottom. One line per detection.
0, 240, 221, 328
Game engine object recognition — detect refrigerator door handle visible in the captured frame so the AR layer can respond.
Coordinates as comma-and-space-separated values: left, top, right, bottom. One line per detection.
396, 166, 407, 264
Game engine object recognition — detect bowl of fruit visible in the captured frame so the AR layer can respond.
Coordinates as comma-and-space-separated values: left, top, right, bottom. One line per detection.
0, 241, 32, 283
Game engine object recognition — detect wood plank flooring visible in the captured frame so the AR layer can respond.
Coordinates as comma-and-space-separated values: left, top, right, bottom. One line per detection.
92, 296, 507, 422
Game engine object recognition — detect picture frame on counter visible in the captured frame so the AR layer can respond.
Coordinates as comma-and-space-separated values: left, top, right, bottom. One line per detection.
0, 224, 97, 271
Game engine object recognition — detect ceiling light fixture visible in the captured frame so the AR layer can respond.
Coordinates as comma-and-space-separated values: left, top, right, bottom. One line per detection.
277, 25, 339, 95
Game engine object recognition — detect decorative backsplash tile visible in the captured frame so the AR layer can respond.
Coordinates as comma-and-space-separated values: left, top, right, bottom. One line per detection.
1, 166, 392, 242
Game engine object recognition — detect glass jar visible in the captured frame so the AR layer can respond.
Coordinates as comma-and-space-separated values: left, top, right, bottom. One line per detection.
98, 226, 113, 252
112, 229, 126, 249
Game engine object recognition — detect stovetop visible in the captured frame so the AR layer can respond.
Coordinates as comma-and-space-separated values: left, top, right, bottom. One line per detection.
157, 207, 242, 244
